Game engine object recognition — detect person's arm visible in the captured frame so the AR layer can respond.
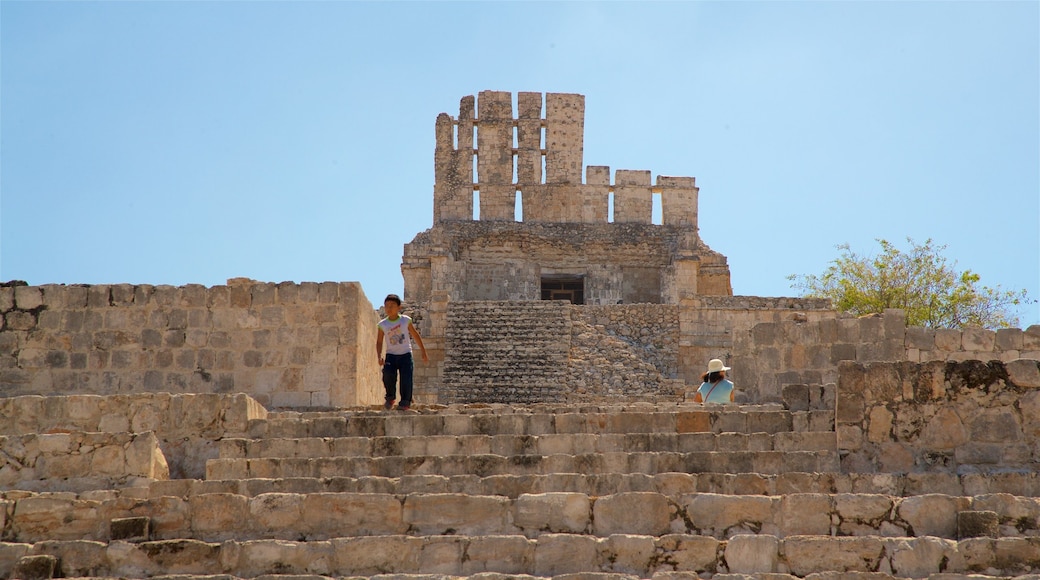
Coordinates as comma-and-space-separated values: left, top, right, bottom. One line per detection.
408, 322, 429, 363
376, 327, 385, 366
409, 322, 429, 363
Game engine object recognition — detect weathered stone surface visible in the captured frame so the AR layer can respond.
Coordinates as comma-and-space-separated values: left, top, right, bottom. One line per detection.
725, 533, 779, 573
782, 536, 883, 576
592, 492, 672, 537
10, 554, 55, 580
403, 494, 510, 536
897, 494, 968, 538
1008, 358, 1040, 388
515, 493, 590, 534
957, 510, 999, 539
682, 494, 775, 537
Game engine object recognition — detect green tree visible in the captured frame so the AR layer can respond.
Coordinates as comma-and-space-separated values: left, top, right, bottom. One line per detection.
788, 238, 1033, 329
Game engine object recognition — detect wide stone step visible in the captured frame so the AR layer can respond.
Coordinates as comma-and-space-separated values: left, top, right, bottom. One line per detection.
8, 489, 1036, 545
251, 406, 834, 438
218, 432, 838, 460
0, 431, 169, 492
10, 488, 1039, 546
5, 533, 1040, 578
205, 450, 841, 480
147, 470, 1040, 500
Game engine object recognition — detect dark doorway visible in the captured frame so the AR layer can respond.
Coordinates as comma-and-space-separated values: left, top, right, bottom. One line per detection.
541, 276, 584, 304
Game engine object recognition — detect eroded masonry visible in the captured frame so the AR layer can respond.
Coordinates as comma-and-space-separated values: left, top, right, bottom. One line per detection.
404, 91, 731, 306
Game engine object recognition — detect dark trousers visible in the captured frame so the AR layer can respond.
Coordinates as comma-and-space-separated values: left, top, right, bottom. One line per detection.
382, 352, 414, 405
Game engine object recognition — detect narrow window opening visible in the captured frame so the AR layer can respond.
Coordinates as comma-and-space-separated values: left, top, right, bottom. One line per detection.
515, 190, 524, 222
608, 192, 615, 223
541, 275, 585, 305
540, 127, 546, 184
652, 192, 662, 225
452, 123, 458, 149
473, 190, 480, 220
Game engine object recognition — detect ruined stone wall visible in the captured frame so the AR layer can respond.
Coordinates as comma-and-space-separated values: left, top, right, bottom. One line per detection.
434, 92, 700, 229
734, 309, 1040, 404
0, 392, 265, 480
680, 295, 836, 399
906, 324, 1040, 363
404, 221, 727, 306
0, 280, 381, 410
576, 305, 680, 380
837, 359, 1040, 474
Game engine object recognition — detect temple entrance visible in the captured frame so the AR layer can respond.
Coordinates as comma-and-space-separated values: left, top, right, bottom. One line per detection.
541, 276, 584, 304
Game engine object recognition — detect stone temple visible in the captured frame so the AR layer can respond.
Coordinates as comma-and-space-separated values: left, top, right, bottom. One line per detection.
1, 91, 1040, 579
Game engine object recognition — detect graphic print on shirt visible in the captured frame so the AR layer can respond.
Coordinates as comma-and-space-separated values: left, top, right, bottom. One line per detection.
380, 316, 413, 355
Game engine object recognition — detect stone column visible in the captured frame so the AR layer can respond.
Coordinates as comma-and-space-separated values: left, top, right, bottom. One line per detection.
516, 92, 543, 186
545, 93, 584, 185
658, 175, 698, 229
432, 95, 476, 223
613, 170, 652, 223
582, 166, 610, 223
477, 91, 515, 221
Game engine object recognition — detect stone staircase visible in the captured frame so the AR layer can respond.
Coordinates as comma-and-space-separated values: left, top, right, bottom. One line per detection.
441, 301, 684, 404
4, 391, 1040, 579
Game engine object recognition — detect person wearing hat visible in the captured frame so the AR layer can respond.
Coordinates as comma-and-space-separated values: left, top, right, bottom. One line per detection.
694, 358, 735, 404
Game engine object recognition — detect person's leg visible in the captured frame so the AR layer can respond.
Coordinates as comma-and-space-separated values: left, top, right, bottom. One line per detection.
382, 356, 398, 405
397, 353, 414, 408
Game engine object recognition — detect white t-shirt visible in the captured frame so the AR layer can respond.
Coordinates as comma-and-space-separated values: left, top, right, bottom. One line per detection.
379, 315, 413, 355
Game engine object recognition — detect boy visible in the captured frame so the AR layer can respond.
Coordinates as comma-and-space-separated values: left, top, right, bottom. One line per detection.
375, 294, 428, 410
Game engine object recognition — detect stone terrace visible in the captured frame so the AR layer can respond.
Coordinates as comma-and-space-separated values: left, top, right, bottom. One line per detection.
3, 358, 1040, 579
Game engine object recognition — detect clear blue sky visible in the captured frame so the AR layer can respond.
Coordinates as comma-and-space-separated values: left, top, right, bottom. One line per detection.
3, 1, 1038, 327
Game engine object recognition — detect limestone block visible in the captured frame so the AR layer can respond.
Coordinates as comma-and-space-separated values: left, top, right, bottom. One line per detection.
302, 492, 404, 537
593, 492, 673, 537
779, 494, 831, 536
603, 534, 655, 576
116, 538, 219, 575
867, 406, 893, 443
957, 510, 999, 539
249, 493, 303, 537
403, 493, 511, 535
682, 494, 775, 538
0, 544, 31, 580
5, 312, 36, 331
834, 494, 894, 533
934, 329, 962, 351
333, 535, 420, 575
462, 534, 533, 574
110, 516, 151, 541
234, 539, 330, 577
919, 407, 969, 450
139, 496, 189, 538
652, 534, 719, 573
885, 536, 957, 578
515, 492, 590, 534
33, 539, 108, 577
534, 533, 600, 576
125, 432, 170, 479
13, 287, 43, 311
11, 554, 56, 580
1007, 359, 1040, 388
0, 287, 13, 312
189, 494, 248, 541
418, 535, 465, 575
13, 497, 101, 541
725, 534, 779, 573
961, 327, 996, 353
897, 494, 969, 538
781, 536, 883, 576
